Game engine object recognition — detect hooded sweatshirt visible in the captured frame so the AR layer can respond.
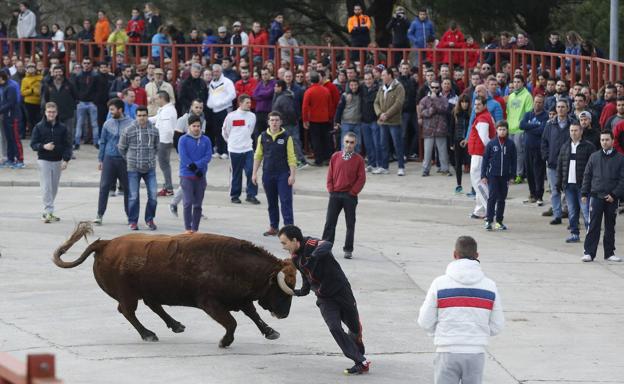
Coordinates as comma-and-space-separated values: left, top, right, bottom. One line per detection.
99, 115, 134, 161
418, 258, 505, 353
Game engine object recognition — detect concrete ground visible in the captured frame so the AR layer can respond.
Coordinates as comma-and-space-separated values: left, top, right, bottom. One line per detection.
1, 145, 624, 383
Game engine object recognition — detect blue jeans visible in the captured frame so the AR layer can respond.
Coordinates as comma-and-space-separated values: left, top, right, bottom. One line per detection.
75, 101, 99, 145
340, 123, 361, 153
262, 171, 293, 229
360, 122, 380, 168
565, 184, 589, 235
230, 151, 257, 199
128, 169, 158, 224
547, 167, 562, 219
379, 124, 404, 169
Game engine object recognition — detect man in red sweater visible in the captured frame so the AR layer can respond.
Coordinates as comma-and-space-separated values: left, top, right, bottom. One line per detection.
129, 74, 148, 107
599, 84, 617, 129
303, 71, 333, 166
235, 67, 258, 110
322, 132, 366, 259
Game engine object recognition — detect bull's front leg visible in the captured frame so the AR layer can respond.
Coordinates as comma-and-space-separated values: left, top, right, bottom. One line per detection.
201, 299, 237, 348
241, 302, 280, 340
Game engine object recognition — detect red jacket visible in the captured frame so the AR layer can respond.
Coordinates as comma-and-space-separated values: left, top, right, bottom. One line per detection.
302, 83, 332, 123
326, 152, 366, 196
600, 101, 617, 129
468, 109, 496, 156
130, 86, 147, 107
614, 120, 624, 154
323, 80, 341, 121
437, 28, 465, 65
235, 78, 258, 110
126, 19, 145, 44
462, 40, 479, 69
248, 30, 269, 57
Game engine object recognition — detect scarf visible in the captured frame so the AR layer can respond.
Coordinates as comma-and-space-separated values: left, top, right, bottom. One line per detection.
342, 150, 354, 160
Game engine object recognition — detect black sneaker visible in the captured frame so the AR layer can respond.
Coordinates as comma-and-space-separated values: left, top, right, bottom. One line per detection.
550, 218, 562, 225
231, 197, 242, 204
344, 361, 370, 375
246, 196, 260, 204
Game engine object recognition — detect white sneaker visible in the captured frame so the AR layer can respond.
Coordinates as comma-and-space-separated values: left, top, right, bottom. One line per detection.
220, 153, 229, 160
581, 254, 593, 262
375, 168, 389, 174
371, 167, 383, 174
606, 255, 622, 262
365, 165, 374, 173
397, 168, 405, 176
212, 153, 219, 158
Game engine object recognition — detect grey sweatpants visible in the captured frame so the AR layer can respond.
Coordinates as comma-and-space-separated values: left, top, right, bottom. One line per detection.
38, 160, 62, 214
510, 133, 525, 177
434, 352, 484, 384
171, 185, 184, 206
0, 119, 7, 160
158, 142, 173, 190
423, 136, 449, 173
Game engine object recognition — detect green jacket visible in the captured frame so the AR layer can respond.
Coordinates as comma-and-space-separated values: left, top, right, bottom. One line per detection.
507, 87, 533, 134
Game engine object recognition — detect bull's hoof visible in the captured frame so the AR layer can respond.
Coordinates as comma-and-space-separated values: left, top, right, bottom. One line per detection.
219, 335, 234, 348
142, 333, 159, 342
264, 329, 280, 340
170, 322, 186, 333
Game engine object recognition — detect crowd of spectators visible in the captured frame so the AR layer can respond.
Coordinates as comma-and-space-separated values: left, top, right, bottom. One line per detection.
1, 3, 624, 261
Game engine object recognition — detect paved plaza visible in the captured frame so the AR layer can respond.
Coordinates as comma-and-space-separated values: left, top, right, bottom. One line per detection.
1, 146, 624, 383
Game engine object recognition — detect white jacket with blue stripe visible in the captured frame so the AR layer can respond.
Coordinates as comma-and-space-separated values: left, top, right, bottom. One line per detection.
418, 258, 505, 353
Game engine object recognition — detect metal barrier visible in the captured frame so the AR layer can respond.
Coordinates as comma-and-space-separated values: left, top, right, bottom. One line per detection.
0, 353, 62, 384
2, 38, 623, 91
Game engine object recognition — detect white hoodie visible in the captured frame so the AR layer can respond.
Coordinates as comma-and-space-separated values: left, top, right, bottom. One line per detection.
207, 75, 236, 113
418, 258, 505, 353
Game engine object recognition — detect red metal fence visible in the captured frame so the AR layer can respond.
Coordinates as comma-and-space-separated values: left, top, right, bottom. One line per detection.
0, 353, 62, 384
2, 38, 623, 91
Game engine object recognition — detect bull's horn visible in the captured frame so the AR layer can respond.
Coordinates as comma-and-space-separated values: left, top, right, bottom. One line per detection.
277, 271, 294, 296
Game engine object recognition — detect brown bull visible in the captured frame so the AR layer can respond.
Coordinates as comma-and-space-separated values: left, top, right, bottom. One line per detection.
53, 222, 297, 348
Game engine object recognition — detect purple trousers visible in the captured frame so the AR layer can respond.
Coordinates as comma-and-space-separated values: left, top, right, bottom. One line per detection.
180, 176, 206, 231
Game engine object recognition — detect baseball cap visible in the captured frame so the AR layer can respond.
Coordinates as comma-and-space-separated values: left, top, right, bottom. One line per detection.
154, 68, 164, 75
218, 26, 227, 33
579, 111, 592, 121
232, 21, 242, 27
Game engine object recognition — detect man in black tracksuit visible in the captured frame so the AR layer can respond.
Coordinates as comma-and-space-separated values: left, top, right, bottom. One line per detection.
278, 225, 370, 375
581, 130, 624, 262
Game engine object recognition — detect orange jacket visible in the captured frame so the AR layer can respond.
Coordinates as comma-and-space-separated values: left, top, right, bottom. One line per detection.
95, 19, 111, 44
347, 15, 371, 33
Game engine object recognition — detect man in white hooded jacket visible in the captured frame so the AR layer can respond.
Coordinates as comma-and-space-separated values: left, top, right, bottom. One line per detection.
418, 236, 504, 384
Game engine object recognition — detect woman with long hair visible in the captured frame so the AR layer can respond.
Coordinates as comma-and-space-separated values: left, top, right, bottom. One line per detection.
450, 93, 471, 193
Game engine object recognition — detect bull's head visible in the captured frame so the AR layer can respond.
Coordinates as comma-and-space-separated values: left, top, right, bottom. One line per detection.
258, 259, 297, 319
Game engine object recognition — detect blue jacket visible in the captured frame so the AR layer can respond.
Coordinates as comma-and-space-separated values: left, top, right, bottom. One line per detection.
465, 94, 503, 140
269, 20, 283, 45
0, 82, 19, 120
519, 110, 549, 149
481, 137, 517, 180
98, 115, 134, 161
178, 133, 212, 178
151, 33, 170, 58
407, 18, 435, 48
541, 117, 572, 169
201, 35, 219, 57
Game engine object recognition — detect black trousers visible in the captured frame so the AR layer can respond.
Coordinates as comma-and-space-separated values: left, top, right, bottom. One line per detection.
584, 197, 618, 259
453, 139, 468, 187
309, 122, 331, 165
322, 192, 358, 252
486, 176, 509, 223
316, 286, 365, 364
211, 109, 229, 155
97, 156, 129, 218
24, 103, 41, 135
526, 147, 545, 200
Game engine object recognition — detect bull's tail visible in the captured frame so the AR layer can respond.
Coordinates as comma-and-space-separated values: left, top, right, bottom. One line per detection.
52, 221, 109, 268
